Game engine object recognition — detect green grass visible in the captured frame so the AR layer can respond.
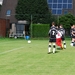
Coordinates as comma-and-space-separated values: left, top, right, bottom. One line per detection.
0, 38, 75, 75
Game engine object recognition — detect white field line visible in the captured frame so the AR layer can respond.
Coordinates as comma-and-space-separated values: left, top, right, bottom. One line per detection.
0, 47, 24, 55
0, 41, 16, 44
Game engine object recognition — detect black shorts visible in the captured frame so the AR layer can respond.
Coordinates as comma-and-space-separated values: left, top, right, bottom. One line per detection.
61, 35, 65, 41
49, 38, 56, 42
72, 35, 75, 38
61, 37, 65, 41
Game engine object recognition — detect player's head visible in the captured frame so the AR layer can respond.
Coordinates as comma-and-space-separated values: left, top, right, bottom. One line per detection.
73, 25, 75, 28
60, 24, 63, 28
71, 25, 74, 29
56, 25, 58, 28
56, 25, 59, 30
52, 22, 55, 26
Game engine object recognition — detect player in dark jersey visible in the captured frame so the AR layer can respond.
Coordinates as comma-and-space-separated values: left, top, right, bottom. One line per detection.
59, 24, 66, 49
70, 25, 75, 46
48, 22, 57, 54
70, 25, 74, 39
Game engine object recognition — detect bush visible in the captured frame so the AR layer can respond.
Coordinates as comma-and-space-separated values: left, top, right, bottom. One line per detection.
31, 24, 50, 37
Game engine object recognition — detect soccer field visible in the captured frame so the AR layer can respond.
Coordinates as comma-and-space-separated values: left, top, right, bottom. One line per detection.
0, 38, 75, 75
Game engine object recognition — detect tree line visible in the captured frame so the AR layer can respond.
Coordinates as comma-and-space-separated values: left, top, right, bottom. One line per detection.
15, 0, 75, 29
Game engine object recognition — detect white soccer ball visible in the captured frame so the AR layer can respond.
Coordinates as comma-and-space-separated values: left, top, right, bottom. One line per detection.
14, 36, 17, 39
70, 43, 73, 46
28, 40, 31, 43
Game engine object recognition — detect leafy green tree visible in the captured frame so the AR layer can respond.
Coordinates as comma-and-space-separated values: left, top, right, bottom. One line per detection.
59, 13, 75, 29
15, 0, 52, 24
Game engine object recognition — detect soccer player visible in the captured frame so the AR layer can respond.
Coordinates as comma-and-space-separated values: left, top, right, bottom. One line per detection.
70, 25, 75, 46
70, 25, 74, 40
59, 24, 66, 49
56, 26, 63, 49
48, 22, 57, 54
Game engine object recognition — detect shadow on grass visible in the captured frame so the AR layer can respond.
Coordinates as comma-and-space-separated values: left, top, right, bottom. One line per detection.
48, 50, 60, 54
57, 48, 63, 50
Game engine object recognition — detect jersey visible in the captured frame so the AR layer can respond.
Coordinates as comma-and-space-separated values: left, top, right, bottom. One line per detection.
59, 28, 65, 41
59, 28, 65, 36
56, 31, 62, 39
70, 28, 74, 37
49, 27, 57, 39
72, 28, 75, 38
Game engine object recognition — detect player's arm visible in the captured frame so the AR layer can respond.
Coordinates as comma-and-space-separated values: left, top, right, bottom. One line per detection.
72, 31, 75, 36
63, 29, 65, 35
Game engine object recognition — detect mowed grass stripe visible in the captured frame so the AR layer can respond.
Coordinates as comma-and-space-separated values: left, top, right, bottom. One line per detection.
0, 46, 24, 55
0, 39, 27, 53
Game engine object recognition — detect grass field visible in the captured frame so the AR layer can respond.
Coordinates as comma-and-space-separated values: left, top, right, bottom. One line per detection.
0, 38, 75, 75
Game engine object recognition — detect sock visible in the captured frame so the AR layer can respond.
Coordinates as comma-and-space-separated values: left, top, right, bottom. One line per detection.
53, 43, 56, 53
70, 42, 74, 46
53, 48, 55, 53
48, 44, 51, 52
63, 41, 66, 48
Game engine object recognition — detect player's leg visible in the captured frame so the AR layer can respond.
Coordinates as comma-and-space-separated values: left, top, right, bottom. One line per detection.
48, 42, 51, 54
73, 38, 75, 46
53, 42, 56, 53
48, 38, 52, 54
70, 39, 74, 46
56, 38, 63, 49
62, 37, 66, 49
70, 36, 74, 46
63, 40, 66, 49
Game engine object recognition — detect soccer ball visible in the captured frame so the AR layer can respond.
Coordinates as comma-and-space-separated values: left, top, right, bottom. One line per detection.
70, 43, 73, 46
28, 40, 31, 43
14, 36, 17, 39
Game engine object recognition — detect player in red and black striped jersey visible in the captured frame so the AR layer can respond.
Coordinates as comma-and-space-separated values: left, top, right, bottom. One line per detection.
48, 22, 57, 54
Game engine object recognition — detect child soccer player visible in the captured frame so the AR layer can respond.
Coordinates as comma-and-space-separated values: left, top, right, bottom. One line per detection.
70, 25, 75, 46
48, 22, 57, 54
59, 25, 66, 49
56, 26, 63, 49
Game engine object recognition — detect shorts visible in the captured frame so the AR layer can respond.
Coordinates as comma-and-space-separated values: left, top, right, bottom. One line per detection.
61, 37, 65, 41
61, 35, 65, 41
49, 38, 56, 42
72, 35, 75, 38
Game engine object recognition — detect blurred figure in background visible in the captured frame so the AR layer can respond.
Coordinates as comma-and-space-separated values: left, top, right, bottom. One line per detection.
70, 25, 75, 46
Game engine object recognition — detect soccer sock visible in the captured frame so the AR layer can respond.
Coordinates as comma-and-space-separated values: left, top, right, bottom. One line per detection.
71, 42, 74, 46
63, 41, 66, 48
53, 43, 56, 53
48, 44, 51, 52
73, 42, 75, 46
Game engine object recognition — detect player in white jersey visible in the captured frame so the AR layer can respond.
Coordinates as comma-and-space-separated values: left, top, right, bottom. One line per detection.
56, 26, 63, 49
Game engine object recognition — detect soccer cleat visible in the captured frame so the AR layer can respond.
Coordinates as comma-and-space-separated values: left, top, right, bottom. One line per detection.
61, 47, 63, 50
48, 52, 51, 54
64, 47, 66, 49
53, 51, 55, 54
61, 44, 64, 49
60, 45, 64, 50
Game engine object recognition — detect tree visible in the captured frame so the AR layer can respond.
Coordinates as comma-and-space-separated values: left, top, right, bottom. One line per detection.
59, 13, 75, 29
15, 0, 52, 24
